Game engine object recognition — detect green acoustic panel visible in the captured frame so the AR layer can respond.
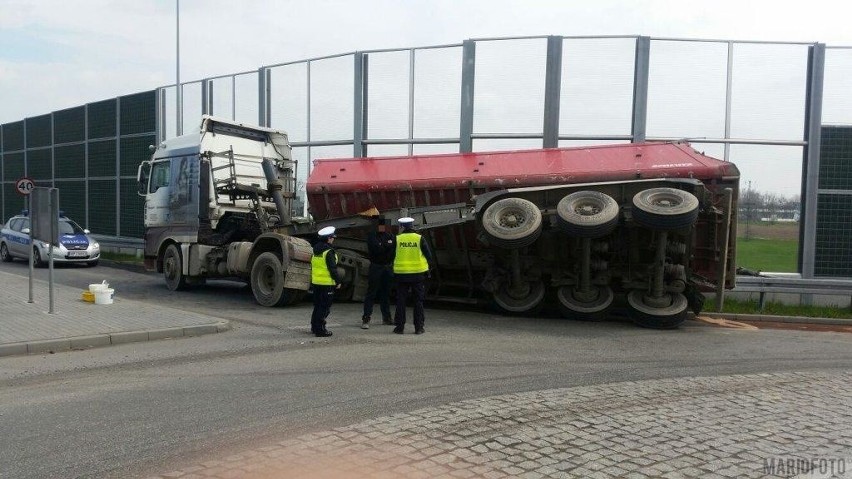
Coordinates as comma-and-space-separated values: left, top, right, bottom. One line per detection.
3, 122, 25, 151
87, 99, 117, 139
88, 179, 116, 235
3, 152, 24, 180
54, 107, 86, 144
2, 183, 27, 222
88, 139, 116, 177
120, 90, 157, 135
55, 144, 86, 179
26, 115, 52, 148
819, 126, 852, 190
120, 178, 145, 238
27, 148, 52, 181
54, 180, 86, 225
120, 135, 155, 176
814, 193, 852, 277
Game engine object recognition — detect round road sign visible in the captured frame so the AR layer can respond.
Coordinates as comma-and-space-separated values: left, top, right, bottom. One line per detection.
15, 177, 35, 196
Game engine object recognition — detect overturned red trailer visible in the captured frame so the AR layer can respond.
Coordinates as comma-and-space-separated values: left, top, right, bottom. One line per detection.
306, 141, 739, 328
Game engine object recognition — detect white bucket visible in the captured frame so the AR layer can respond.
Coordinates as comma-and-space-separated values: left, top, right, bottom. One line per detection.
94, 288, 114, 305
89, 282, 109, 293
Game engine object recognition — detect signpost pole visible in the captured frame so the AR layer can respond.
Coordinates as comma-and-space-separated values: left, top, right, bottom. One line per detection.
28, 194, 34, 303
48, 188, 58, 314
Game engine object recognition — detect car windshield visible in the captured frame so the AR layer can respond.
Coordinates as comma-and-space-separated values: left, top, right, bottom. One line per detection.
59, 220, 85, 235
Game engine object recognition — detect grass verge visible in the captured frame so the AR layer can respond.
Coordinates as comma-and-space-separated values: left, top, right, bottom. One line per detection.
707, 297, 852, 319
735, 237, 798, 273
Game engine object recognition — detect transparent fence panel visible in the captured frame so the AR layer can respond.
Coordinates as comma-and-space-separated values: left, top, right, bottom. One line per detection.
730, 143, 803, 273
414, 47, 462, 139
474, 39, 547, 135
161, 85, 178, 139
413, 143, 460, 155
823, 48, 852, 125
560, 38, 635, 136
366, 144, 409, 157
181, 81, 203, 135
291, 146, 309, 216
647, 40, 727, 139
310, 56, 354, 142
472, 138, 545, 152
730, 43, 808, 141
310, 144, 354, 163
234, 72, 260, 125
210, 76, 235, 120
558, 139, 629, 148
367, 51, 410, 140
687, 142, 726, 160
270, 63, 308, 142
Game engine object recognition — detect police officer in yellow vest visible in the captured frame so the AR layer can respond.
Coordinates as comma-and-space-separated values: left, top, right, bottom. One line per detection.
311, 226, 342, 337
393, 217, 433, 335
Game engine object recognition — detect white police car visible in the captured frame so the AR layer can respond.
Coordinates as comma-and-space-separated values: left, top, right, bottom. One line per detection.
0, 212, 100, 267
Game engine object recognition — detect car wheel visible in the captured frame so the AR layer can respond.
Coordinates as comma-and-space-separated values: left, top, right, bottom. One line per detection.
632, 188, 699, 230
0, 243, 12, 262
162, 244, 188, 291
556, 191, 620, 238
481, 197, 543, 249
33, 246, 45, 268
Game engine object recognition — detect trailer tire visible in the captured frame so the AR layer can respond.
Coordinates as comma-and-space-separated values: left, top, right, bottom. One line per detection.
627, 290, 688, 329
493, 280, 546, 314
250, 252, 301, 307
632, 188, 699, 230
556, 191, 620, 237
556, 285, 613, 321
481, 197, 543, 249
163, 244, 188, 290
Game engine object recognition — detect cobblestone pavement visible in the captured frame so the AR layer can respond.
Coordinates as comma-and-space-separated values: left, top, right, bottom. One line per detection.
153, 371, 852, 479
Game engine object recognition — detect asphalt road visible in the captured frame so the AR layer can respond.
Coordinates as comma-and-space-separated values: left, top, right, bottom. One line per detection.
1, 260, 851, 478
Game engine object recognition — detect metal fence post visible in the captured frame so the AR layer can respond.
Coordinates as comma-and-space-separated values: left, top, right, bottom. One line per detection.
459, 40, 476, 153
800, 43, 826, 286
201, 79, 210, 116
258, 67, 270, 127
543, 36, 563, 149
631, 36, 651, 144
354, 52, 368, 158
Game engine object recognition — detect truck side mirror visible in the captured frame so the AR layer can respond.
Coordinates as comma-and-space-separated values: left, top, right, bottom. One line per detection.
137, 161, 151, 196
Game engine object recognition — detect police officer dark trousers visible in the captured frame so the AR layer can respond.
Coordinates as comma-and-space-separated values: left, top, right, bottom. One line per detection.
392, 217, 433, 335
362, 217, 396, 329
311, 226, 342, 337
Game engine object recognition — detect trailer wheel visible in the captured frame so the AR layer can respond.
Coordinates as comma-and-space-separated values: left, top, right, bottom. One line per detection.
250, 252, 300, 307
481, 197, 543, 249
556, 285, 614, 321
493, 280, 546, 314
627, 290, 688, 329
556, 191, 620, 237
163, 244, 188, 291
632, 188, 699, 230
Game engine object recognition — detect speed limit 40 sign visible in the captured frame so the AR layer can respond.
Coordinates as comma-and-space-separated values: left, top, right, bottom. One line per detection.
15, 177, 35, 196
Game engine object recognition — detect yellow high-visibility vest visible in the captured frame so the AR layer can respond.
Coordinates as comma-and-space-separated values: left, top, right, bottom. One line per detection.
311, 250, 335, 285
393, 232, 429, 274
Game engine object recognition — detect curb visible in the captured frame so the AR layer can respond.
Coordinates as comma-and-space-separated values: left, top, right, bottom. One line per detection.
0, 320, 231, 358
703, 312, 852, 326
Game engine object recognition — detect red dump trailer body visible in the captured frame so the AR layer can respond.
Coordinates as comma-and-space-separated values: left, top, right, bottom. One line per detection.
306, 142, 739, 328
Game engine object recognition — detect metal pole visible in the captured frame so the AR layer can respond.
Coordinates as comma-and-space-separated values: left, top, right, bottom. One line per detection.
175, 0, 182, 136
28, 195, 33, 304
631, 36, 651, 143
353, 52, 367, 157
459, 40, 476, 153
800, 43, 826, 294
542, 35, 563, 149
724, 41, 733, 161
408, 49, 415, 156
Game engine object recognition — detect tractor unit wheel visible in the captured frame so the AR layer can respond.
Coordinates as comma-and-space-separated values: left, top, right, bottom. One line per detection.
162, 244, 188, 291
556, 190, 620, 237
556, 285, 614, 321
250, 252, 305, 307
627, 290, 689, 329
632, 187, 699, 231
481, 197, 543, 249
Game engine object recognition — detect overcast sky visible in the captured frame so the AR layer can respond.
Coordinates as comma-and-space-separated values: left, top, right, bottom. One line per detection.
2, 0, 852, 196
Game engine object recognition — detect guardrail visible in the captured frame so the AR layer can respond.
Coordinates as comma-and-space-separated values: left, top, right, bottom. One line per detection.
92, 235, 144, 256
733, 275, 852, 310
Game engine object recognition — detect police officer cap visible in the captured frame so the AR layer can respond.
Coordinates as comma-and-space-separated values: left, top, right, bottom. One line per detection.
398, 217, 415, 225
318, 226, 336, 237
